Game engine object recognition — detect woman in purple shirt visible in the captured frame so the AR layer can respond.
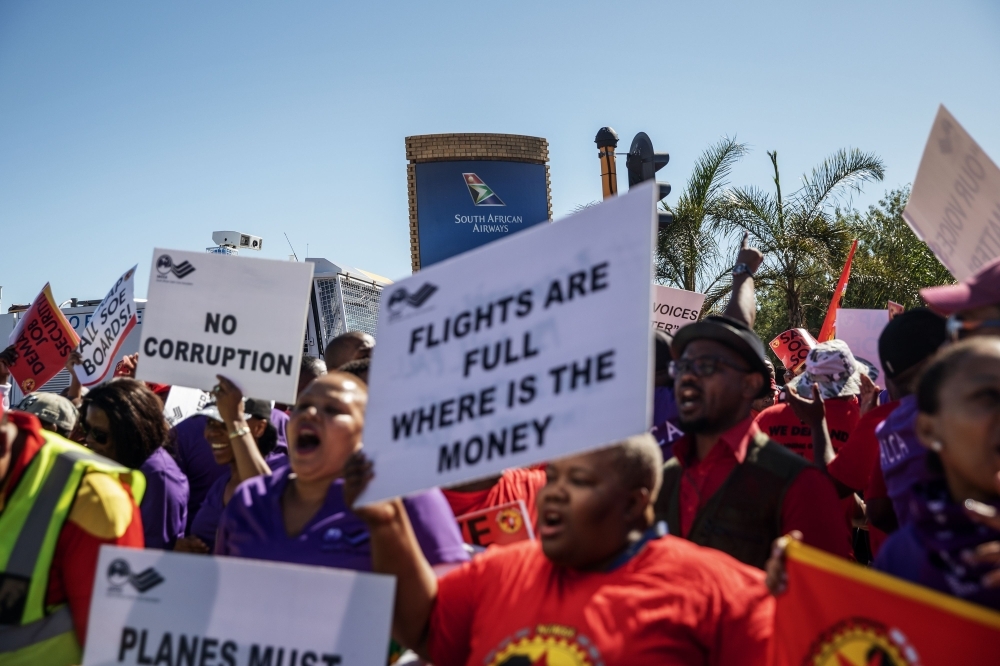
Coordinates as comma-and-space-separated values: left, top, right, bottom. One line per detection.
81, 378, 189, 549
216, 372, 468, 571
874, 338, 1000, 610
176, 379, 277, 553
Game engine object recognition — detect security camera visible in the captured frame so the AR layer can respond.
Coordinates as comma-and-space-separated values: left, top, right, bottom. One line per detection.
212, 231, 264, 251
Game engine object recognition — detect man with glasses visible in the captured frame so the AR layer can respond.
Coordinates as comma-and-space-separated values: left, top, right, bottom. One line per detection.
922, 255, 1000, 341
655, 316, 851, 568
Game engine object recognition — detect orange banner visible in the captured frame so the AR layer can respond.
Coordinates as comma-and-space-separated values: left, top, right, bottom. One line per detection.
769, 328, 817, 372
772, 540, 1000, 665
818, 239, 859, 343
455, 500, 534, 548
7, 284, 80, 393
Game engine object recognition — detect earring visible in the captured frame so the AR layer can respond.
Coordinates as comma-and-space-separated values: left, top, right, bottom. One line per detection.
930, 440, 944, 453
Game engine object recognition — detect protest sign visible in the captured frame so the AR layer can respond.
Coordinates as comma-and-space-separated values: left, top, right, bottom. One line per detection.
74, 266, 139, 387
651, 284, 705, 335
903, 105, 1000, 281
83, 545, 395, 666
772, 540, 1000, 666
7, 284, 80, 393
769, 328, 817, 372
136, 250, 314, 404
358, 183, 656, 504
836, 309, 888, 384
163, 385, 211, 426
456, 499, 534, 549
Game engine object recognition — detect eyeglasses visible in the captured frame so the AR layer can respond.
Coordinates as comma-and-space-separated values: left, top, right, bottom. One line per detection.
81, 421, 110, 446
946, 315, 1000, 341
669, 355, 751, 379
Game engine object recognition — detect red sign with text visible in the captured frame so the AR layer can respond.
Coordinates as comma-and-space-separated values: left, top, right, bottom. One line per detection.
769, 328, 817, 373
455, 500, 534, 548
7, 284, 80, 393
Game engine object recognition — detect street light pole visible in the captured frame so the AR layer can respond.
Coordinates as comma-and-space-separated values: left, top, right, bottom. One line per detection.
595, 127, 619, 200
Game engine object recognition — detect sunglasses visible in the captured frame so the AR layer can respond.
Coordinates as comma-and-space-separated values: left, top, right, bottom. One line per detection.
946, 315, 1000, 341
669, 355, 751, 379
81, 421, 110, 446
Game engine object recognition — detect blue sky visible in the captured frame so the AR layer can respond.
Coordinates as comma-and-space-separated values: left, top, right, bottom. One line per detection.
1, 0, 998, 307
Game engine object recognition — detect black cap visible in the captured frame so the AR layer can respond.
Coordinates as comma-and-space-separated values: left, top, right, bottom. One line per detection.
672, 316, 771, 393
879, 308, 946, 378
654, 330, 673, 372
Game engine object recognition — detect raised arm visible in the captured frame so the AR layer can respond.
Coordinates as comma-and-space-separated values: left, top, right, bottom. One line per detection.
722, 233, 763, 328
214, 375, 271, 480
787, 385, 854, 499
344, 452, 438, 658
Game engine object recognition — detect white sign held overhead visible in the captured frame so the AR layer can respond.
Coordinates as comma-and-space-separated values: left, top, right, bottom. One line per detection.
83, 546, 395, 666
162, 385, 211, 426
74, 266, 139, 387
836, 309, 889, 386
903, 105, 1000, 281
651, 285, 706, 335
136, 249, 314, 404
358, 183, 657, 505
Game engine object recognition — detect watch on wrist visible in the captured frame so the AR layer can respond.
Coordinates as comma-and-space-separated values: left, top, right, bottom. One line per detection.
732, 263, 753, 277
228, 426, 251, 439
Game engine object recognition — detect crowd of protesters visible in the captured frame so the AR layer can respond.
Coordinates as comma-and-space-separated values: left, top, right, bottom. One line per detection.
1, 241, 999, 665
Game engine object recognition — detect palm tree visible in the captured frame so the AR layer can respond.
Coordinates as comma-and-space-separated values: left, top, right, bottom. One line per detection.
656, 136, 748, 313
716, 149, 885, 330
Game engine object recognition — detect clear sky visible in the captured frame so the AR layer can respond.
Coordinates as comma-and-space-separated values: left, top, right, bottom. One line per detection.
1, 0, 998, 307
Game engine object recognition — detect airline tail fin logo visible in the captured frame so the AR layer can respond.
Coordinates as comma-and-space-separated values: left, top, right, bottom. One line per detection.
463, 173, 505, 206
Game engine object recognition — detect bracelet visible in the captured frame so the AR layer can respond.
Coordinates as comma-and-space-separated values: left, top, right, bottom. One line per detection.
228, 426, 251, 439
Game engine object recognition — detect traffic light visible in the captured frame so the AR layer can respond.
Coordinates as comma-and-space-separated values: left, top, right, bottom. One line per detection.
625, 132, 673, 229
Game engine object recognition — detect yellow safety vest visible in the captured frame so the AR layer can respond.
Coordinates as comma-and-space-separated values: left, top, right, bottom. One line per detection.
0, 431, 145, 666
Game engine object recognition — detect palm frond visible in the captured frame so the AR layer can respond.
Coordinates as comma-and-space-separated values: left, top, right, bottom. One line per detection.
793, 148, 885, 222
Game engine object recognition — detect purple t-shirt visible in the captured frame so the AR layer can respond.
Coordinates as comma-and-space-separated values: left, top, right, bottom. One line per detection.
170, 415, 228, 532
190, 468, 231, 550
139, 447, 190, 549
651, 386, 684, 459
216, 466, 468, 570
270, 408, 289, 457
876, 395, 935, 526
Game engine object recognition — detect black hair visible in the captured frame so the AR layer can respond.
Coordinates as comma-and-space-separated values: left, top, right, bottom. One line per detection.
256, 422, 278, 458
339, 357, 370, 383
301, 355, 327, 378
916, 338, 1000, 415
82, 378, 168, 468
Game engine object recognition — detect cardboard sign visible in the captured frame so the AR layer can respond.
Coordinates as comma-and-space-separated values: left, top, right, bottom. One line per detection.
456, 499, 534, 548
7, 284, 80, 393
651, 285, 705, 335
358, 183, 656, 504
136, 250, 314, 404
74, 266, 139, 387
903, 105, 1000, 280
836, 309, 889, 384
163, 385, 211, 427
83, 545, 395, 666
769, 328, 817, 372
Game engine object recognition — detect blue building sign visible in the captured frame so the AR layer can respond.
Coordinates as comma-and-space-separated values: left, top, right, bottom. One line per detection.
414, 160, 549, 267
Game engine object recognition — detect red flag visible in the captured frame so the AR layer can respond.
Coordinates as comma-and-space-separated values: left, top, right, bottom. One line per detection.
771, 540, 1000, 665
817, 240, 858, 342
455, 500, 534, 549
7, 284, 80, 393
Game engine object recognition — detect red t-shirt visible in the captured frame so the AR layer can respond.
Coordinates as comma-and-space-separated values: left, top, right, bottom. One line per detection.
673, 417, 852, 559
1, 412, 144, 644
441, 467, 546, 527
827, 402, 899, 492
428, 537, 774, 666
754, 398, 860, 461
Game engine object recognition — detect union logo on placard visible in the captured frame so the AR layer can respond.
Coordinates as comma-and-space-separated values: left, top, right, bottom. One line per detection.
20, 378, 35, 393
485, 625, 602, 666
155, 254, 196, 280
803, 617, 920, 666
496, 507, 524, 534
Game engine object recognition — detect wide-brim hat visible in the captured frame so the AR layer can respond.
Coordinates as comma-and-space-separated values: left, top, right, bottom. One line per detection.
787, 340, 873, 400
671, 316, 771, 393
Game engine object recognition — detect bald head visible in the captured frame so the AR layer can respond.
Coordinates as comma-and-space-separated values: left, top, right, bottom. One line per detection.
606, 433, 663, 503
303, 370, 368, 411
324, 331, 375, 371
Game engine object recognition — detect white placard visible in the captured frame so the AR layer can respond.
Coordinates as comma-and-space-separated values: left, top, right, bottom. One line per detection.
836, 309, 889, 385
652, 284, 706, 335
74, 266, 139, 387
358, 183, 656, 504
903, 105, 1000, 280
136, 250, 314, 404
163, 385, 211, 426
83, 546, 395, 666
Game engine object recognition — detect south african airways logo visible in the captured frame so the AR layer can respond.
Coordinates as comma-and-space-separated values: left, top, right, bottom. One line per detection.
464, 173, 506, 206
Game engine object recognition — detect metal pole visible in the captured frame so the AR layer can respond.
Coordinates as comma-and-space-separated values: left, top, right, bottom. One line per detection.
595, 127, 619, 200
